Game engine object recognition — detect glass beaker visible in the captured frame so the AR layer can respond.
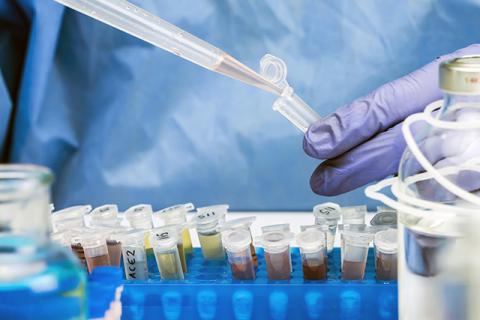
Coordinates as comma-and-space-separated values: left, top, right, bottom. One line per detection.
0, 164, 86, 318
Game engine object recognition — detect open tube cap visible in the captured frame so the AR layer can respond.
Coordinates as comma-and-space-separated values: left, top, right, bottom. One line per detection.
342, 206, 367, 224
370, 211, 397, 226
220, 216, 256, 232
261, 223, 290, 234
296, 229, 326, 252
255, 231, 294, 253
374, 228, 398, 254
154, 203, 194, 225
222, 229, 252, 253
52, 205, 92, 221
150, 228, 178, 250
89, 204, 118, 221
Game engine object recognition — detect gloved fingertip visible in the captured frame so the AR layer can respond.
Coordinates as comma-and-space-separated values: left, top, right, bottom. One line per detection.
303, 123, 333, 159
309, 165, 344, 196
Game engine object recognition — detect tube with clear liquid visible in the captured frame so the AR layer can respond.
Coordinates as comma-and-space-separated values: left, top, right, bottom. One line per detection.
54, 0, 321, 132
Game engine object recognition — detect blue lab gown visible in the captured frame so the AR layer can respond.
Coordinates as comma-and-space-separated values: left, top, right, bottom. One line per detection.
1, 0, 479, 210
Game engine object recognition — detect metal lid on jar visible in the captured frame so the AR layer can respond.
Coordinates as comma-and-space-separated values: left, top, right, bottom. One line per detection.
440, 55, 480, 94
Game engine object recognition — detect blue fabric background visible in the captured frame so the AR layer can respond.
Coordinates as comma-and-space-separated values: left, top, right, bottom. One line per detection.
1, 0, 479, 210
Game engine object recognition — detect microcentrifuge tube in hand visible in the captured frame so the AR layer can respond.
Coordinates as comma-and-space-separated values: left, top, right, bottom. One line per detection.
260, 54, 321, 133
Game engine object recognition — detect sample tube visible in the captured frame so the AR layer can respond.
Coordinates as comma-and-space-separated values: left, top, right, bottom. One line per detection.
222, 228, 256, 280
374, 228, 398, 281
70, 229, 87, 267
124, 204, 157, 272
341, 206, 367, 225
313, 202, 341, 253
296, 229, 327, 280
106, 233, 123, 267
339, 224, 368, 269
150, 232, 184, 280
220, 217, 258, 268
261, 223, 293, 273
121, 231, 148, 280
257, 231, 293, 280
151, 226, 188, 273
194, 207, 227, 260
154, 203, 195, 255
341, 231, 372, 280
81, 233, 111, 273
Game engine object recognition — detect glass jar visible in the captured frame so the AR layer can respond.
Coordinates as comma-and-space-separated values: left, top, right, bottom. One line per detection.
396, 56, 480, 319
0, 164, 86, 318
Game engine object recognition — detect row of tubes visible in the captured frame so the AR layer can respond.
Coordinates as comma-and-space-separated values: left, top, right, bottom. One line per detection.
50, 202, 397, 281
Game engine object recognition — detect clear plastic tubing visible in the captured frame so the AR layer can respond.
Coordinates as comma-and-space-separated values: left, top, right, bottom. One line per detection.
121, 231, 148, 280
222, 229, 256, 280
257, 231, 293, 280
313, 202, 342, 253
374, 228, 398, 281
341, 231, 372, 280
81, 233, 111, 273
296, 229, 327, 280
53, 0, 282, 95
151, 232, 184, 280
154, 203, 195, 255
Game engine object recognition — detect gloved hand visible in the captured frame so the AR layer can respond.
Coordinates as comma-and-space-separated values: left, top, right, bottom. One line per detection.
303, 44, 480, 196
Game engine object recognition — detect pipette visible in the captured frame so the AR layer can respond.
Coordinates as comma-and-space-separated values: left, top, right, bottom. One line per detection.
54, 0, 281, 94
54, 0, 321, 132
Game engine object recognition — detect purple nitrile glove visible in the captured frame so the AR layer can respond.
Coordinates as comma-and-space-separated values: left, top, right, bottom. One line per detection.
303, 44, 480, 196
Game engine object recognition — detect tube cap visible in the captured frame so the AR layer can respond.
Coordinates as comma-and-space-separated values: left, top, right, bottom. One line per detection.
155, 203, 194, 225
256, 231, 293, 253
342, 206, 366, 225
150, 229, 178, 250
313, 202, 341, 221
374, 228, 398, 254
89, 205, 118, 222
261, 223, 290, 234
124, 204, 153, 229
52, 205, 91, 223
222, 229, 252, 252
220, 217, 256, 232
296, 229, 325, 252
440, 55, 480, 94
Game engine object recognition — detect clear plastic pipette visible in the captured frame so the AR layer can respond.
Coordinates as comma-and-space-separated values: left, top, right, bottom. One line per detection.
54, 0, 283, 95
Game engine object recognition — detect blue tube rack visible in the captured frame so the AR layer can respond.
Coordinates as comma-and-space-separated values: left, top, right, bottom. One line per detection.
116, 248, 397, 320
